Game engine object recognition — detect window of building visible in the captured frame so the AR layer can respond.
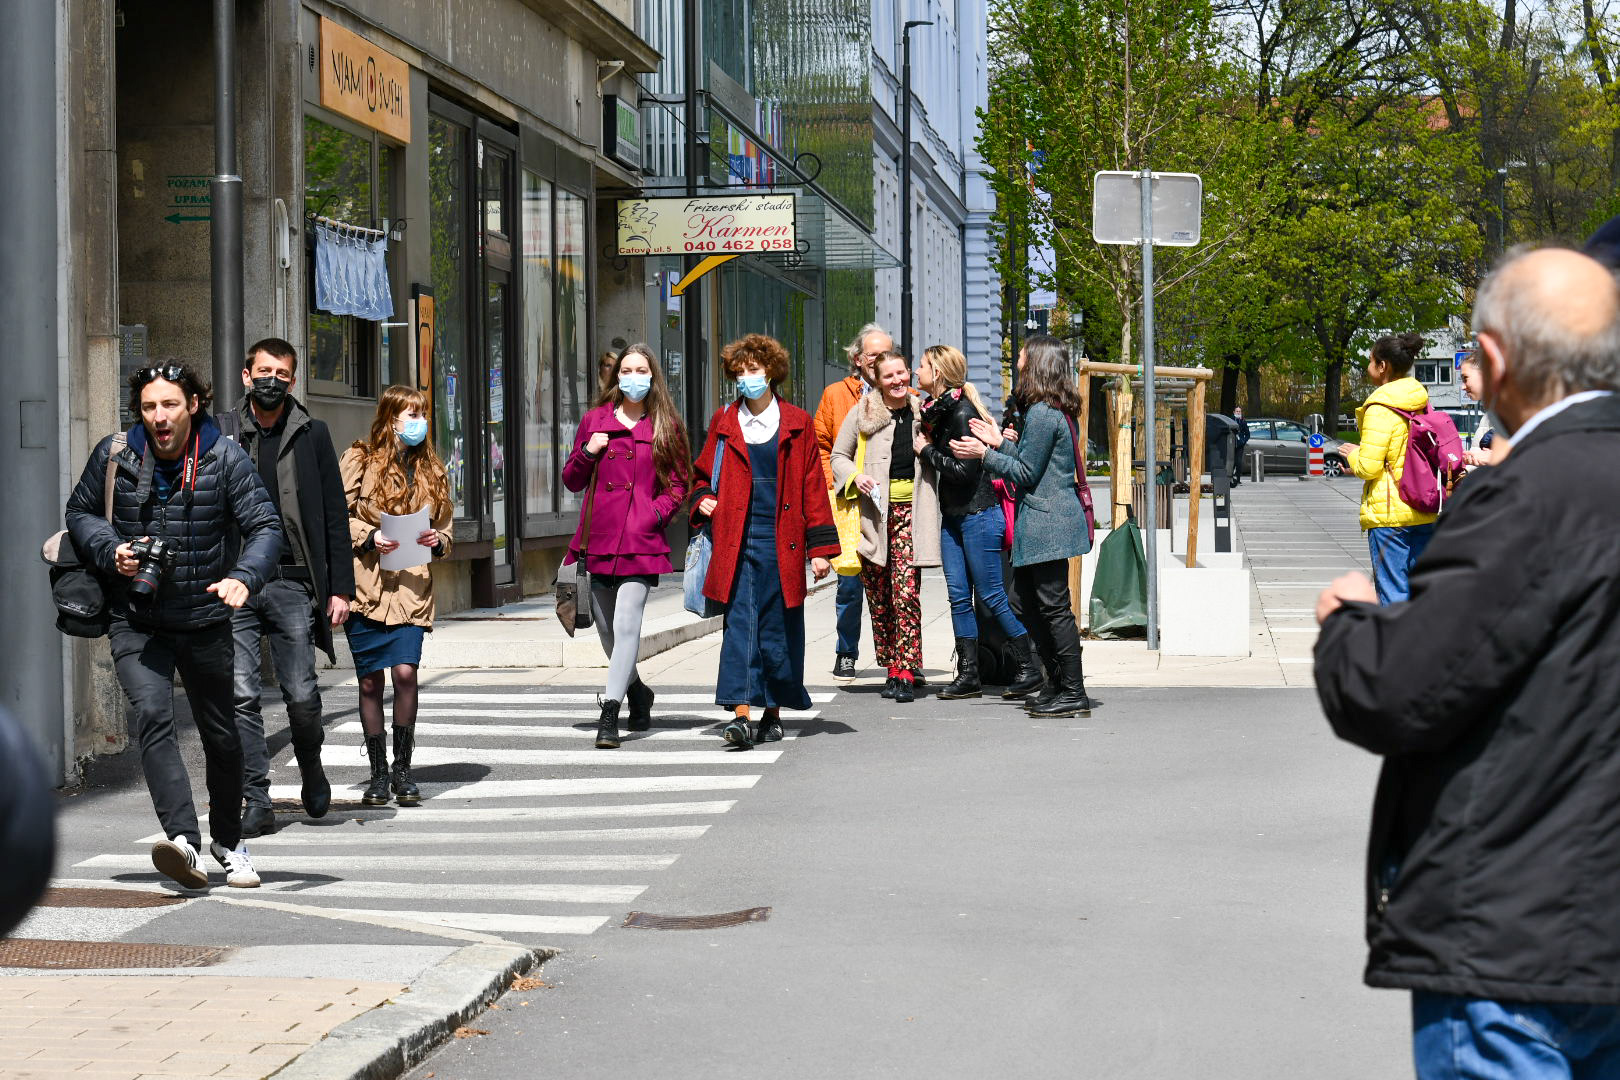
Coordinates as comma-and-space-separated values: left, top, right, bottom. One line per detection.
303, 113, 395, 399
1413, 360, 1453, 385
429, 111, 471, 517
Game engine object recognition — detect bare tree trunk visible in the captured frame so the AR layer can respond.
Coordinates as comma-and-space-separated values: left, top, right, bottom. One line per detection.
1245, 366, 1262, 414
1323, 358, 1345, 436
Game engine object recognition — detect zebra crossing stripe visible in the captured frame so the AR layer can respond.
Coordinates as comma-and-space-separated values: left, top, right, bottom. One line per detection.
249, 880, 647, 904
265, 776, 762, 800
134, 826, 711, 847
300, 747, 784, 767
75, 853, 679, 872
264, 800, 738, 823
328, 721, 802, 741
314, 692, 836, 705
286, 908, 609, 935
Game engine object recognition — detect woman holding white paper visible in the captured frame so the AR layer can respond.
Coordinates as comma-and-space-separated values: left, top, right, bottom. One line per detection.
340, 386, 454, 806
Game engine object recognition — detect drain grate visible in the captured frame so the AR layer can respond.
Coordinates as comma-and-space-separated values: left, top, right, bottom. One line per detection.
623, 907, 771, 930
0, 939, 226, 970
37, 888, 186, 909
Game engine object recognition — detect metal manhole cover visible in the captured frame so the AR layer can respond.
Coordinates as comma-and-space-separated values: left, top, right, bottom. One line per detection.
37, 888, 186, 909
0, 939, 226, 970
622, 907, 771, 930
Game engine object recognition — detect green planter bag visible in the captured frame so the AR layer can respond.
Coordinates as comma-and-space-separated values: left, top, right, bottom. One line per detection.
1089, 516, 1148, 639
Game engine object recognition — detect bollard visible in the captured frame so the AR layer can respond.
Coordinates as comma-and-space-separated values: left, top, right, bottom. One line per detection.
1308, 444, 1325, 477
1249, 448, 1265, 483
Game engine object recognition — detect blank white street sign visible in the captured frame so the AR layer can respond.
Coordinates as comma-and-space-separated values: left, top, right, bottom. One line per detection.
1092, 171, 1203, 246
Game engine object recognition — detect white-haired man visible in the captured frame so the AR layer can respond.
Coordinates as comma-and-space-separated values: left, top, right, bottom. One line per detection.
814, 323, 890, 679
1314, 246, 1620, 1078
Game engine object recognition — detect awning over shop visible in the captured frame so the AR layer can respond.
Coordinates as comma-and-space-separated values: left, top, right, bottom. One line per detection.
722, 186, 899, 272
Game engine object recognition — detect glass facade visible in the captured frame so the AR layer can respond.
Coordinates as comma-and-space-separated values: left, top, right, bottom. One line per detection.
521, 171, 556, 518
429, 112, 470, 516
556, 189, 591, 513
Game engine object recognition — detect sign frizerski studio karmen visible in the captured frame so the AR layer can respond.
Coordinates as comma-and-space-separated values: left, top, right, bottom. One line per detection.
616, 195, 797, 256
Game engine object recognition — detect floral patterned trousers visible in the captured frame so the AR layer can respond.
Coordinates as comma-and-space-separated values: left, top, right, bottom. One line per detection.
860, 500, 922, 672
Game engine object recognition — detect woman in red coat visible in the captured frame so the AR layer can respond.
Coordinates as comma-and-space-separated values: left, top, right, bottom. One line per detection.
691, 335, 839, 748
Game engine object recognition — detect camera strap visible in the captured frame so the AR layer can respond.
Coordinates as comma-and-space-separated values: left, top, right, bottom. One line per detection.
180, 431, 201, 495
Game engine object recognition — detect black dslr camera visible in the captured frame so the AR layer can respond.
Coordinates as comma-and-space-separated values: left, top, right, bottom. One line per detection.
126, 537, 176, 607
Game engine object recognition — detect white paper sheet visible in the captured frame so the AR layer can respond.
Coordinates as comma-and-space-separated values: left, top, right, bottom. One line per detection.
378, 507, 432, 571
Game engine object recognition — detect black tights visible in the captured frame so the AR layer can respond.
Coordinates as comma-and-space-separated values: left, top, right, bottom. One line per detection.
358, 663, 419, 736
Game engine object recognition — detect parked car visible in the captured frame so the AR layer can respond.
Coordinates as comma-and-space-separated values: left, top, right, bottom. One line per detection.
1242, 417, 1349, 476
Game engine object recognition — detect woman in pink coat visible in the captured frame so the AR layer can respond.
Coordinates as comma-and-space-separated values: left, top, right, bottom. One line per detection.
561, 344, 691, 749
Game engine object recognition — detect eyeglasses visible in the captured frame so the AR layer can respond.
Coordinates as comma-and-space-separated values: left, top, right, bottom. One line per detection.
134, 363, 187, 386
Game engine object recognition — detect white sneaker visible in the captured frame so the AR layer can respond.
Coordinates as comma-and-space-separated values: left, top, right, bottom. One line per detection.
209, 841, 261, 888
151, 835, 208, 889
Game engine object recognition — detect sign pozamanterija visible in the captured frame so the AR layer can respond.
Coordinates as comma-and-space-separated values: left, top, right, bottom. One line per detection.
319, 18, 411, 143
617, 194, 796, 257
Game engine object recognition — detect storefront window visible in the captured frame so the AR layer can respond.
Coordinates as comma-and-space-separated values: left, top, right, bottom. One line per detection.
556, 189, 590, 513
429, 112, 470, 516
522, 171, 555, 517
303, 114, 391, 397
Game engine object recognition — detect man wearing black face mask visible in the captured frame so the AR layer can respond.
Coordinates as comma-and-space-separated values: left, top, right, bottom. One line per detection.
219, 338, 355, 836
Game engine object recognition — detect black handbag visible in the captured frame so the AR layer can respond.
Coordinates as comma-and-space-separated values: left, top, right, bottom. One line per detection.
553, 464, 600, 637
42, 433, 126, 638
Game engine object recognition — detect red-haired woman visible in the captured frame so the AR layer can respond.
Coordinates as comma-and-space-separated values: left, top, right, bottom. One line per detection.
340, 386, 454, 806
691, 335, 840, 747
561, 344, 691, 749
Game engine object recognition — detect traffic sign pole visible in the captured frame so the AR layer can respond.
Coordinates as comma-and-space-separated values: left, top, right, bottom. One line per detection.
1140, 168, 1159, 651
1308, 432, 1326, 477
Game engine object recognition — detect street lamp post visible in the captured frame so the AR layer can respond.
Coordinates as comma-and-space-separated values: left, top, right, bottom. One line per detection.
211, 0, 244, 411
900, 18, 932, 358
1496, 166, 1508, 257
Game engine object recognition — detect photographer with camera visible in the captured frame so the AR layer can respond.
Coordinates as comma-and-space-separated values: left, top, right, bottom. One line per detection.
66, 362, 282, 889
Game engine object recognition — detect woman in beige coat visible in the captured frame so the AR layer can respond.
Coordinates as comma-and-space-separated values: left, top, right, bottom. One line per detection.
340, 385, 454, 807
830, 352, 941, 701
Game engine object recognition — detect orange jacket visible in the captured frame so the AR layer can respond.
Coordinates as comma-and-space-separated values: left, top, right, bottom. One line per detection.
813, 375, 865, 488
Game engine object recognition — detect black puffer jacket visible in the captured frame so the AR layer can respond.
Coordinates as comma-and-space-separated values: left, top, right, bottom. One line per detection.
66, 414, 282, 631
1315, 394, 1620, 1005
919, 389, 998, 518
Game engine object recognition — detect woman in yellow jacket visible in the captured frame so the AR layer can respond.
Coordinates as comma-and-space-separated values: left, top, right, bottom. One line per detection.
1339, 332, 1437, 604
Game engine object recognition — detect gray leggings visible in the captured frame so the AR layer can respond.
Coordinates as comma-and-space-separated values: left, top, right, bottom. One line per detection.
590, 575, 652, 702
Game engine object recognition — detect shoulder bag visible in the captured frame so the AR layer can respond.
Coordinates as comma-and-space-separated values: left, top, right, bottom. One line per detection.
553, 461, 599, 636
683, 437, 728, 618
1064, 414, 1097, 547
42, 433, 128, 638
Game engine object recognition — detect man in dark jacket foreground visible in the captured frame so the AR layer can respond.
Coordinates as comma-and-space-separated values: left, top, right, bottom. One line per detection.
66, 362, 282, 891
221, 338, 354, 838
1313, 246, 1620, 1078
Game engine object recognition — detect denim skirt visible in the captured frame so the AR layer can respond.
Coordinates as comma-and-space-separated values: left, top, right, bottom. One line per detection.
345, 615, 425, 677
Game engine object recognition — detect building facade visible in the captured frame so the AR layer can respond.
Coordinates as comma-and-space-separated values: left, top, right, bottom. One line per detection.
871, 0, 1001, 407
14, 0, 660, 782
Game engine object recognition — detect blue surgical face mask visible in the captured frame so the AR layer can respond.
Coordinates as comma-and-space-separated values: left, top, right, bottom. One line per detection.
618, 373, 652, 402
397, 417, 429, 446
738, 374, 769, 400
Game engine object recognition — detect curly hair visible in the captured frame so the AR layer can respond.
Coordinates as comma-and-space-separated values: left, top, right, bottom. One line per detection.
127, 360, 213, 418
721, 333, 792, 390
351, 385, 453, 520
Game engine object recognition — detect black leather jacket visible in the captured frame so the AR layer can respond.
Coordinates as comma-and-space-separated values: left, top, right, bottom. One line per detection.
919, 390, 999, 519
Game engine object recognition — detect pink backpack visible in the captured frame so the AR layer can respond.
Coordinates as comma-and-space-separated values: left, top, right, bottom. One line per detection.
1376, 403, 1466, 514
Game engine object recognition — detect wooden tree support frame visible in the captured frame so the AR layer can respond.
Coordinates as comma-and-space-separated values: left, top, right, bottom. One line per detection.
1071, 361, 1213, 622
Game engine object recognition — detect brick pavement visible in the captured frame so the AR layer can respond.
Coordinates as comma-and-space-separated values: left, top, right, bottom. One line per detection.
0, 976, 402, 1080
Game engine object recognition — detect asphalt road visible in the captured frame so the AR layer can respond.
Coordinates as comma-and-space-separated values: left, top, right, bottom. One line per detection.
397, 683, 1409, 1080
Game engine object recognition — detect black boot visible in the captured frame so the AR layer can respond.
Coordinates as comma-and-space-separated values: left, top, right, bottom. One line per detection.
391, 725, 421, 805
288, 705, 330, 819
893, 675, 915, 703
1001, 636, 1044, 698
938, 638, 982, 700
881, 673, 899, 699
240, 804, 276, 838
625, 679, 654, 732
595, 699, 622, 749
1030, 648, 1093, 718
1022, 680, 1063, 712
362, 733, 391, 806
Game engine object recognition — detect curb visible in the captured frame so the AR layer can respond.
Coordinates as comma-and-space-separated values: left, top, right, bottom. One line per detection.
268, 942, 553, 1080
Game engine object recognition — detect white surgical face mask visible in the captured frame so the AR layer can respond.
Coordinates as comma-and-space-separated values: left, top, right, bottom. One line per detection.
618, 373, 652, 402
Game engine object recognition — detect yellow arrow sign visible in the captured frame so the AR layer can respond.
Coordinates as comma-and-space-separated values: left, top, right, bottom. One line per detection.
670, 254, 741, 296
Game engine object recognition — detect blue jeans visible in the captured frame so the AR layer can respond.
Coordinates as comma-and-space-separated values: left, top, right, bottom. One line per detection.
1368, 523, 1436, 604
835, 569, 864, 658
938, 506, 1026, 640
232, 577, 324, 811
1413, 993, 1620, 1079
